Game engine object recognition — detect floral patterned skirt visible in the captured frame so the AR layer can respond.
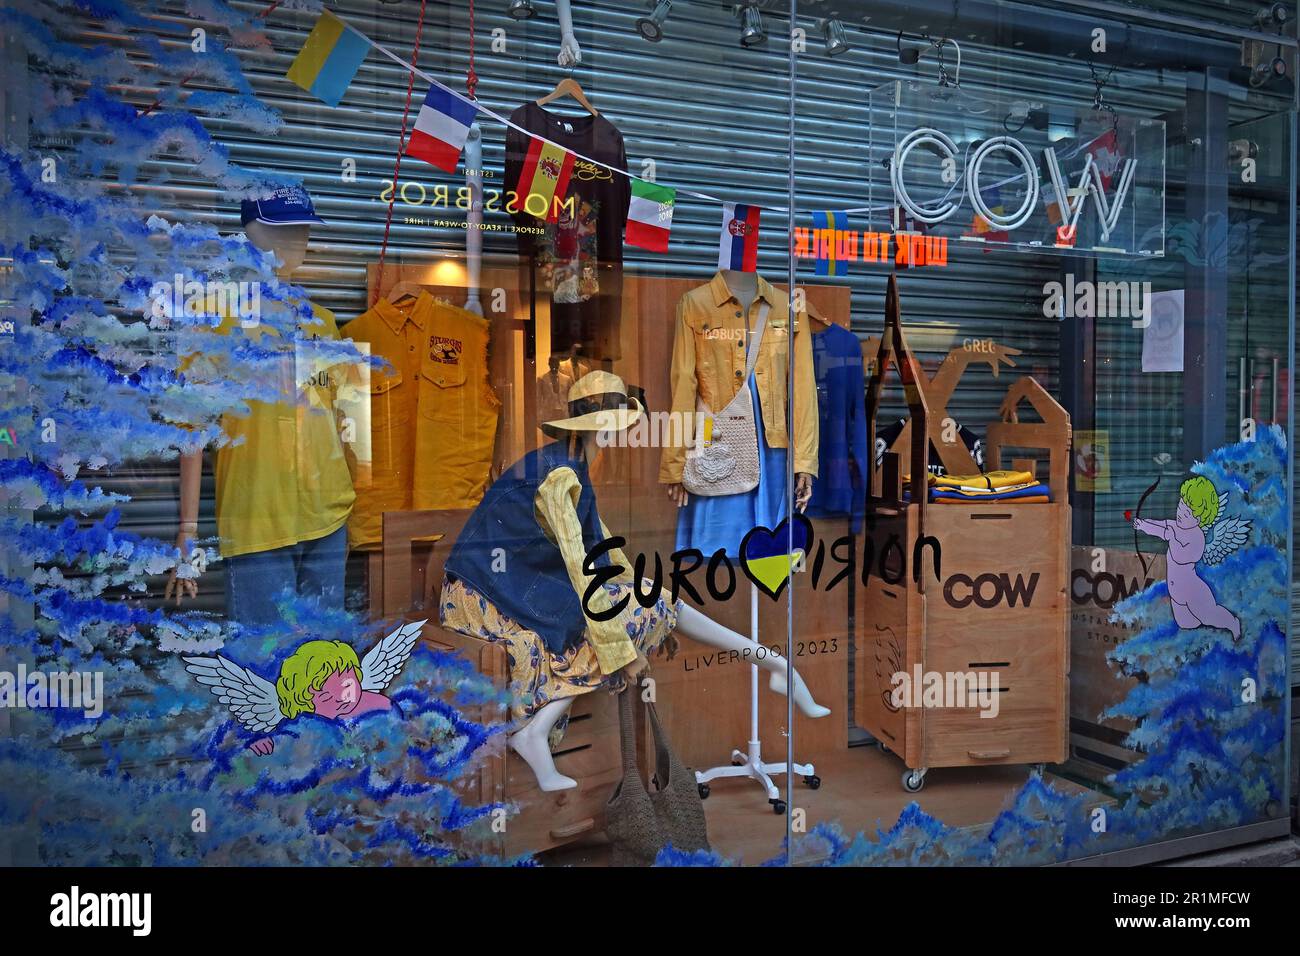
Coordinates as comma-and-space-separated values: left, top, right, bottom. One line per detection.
440, 575, 679, 729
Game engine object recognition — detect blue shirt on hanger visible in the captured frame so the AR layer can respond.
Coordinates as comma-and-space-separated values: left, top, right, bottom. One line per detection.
806, 321, 867, 533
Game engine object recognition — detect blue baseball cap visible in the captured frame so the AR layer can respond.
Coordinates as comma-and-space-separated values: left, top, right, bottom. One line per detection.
240, 184, 325, 226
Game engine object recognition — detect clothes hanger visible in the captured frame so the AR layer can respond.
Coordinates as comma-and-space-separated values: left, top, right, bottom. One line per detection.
536, 70, 599, 116
806, 299, 831, 328
386, 280, 424, 305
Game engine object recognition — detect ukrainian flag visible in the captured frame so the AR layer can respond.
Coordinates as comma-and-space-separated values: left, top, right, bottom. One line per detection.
287, 11, 369, 108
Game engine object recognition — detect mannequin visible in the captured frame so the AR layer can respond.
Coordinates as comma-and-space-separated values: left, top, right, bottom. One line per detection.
664, 269, 814, 512
501, 426, 828, 791
166, 201, 354, 627
439, 371, 828, 792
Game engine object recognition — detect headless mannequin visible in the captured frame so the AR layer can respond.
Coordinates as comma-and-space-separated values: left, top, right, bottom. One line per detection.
508, 429, 830, 793
664, 269, 814, 510
164, 221, 315, 608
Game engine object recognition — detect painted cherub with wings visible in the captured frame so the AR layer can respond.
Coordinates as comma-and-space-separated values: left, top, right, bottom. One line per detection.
1133, 477, 1249, 641
184, 620, 425, 755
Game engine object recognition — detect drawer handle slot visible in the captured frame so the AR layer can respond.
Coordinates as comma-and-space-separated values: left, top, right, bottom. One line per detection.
967, 749, 1012, 760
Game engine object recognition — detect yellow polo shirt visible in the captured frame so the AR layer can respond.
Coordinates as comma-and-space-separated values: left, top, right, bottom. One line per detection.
197, 302, 356, 558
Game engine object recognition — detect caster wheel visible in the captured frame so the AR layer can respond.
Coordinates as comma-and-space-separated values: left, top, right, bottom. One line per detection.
879, 742, 891, 755
771, 800, 786, 815
803, 774, 821, 790
697, 783, 710, 800
732, 757, 746, 767
902, 769, 925, 793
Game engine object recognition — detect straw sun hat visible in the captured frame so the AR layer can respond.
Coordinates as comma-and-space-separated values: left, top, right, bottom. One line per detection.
542, 370, 644, 434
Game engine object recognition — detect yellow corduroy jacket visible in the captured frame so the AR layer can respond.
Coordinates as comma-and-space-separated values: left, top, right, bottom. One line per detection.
659, 272, 819, 485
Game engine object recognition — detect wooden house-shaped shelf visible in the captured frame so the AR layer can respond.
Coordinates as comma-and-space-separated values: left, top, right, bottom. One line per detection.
854, 274, 1071, 792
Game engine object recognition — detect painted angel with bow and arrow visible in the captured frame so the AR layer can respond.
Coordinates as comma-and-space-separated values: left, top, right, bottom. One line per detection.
1132, 476, 1249, 641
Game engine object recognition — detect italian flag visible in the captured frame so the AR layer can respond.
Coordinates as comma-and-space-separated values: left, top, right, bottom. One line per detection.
625, 178, 675, 252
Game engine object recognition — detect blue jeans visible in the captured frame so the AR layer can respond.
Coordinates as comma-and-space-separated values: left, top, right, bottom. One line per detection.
224, 524, 347, 627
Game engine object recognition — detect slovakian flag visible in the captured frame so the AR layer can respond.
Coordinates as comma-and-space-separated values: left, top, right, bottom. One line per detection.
406, 83, 479, 173
718, 202, 761, 272
625, 179, 675, 252
286, 11, 370, 108
811, 210, 849, 276
514, 135, 575, 223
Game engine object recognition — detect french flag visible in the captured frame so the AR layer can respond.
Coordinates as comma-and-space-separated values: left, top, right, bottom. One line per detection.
406, 83, 478, 173
718, 202, 761, 272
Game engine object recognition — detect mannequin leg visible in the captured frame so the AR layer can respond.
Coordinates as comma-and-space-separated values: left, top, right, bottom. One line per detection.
674, 603, 831, 718
509, 697, 577, 792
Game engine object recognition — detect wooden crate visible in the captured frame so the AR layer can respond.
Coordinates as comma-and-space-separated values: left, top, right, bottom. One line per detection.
377, 509, 629, 858
853, 275, 1070, 788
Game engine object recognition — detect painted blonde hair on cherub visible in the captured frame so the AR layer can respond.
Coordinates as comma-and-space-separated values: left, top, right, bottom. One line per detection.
1179, 475, 1220, 529
276, 640, 362, 720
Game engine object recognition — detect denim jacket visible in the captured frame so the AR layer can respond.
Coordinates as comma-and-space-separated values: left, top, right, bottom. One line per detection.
444, 442, 627, 665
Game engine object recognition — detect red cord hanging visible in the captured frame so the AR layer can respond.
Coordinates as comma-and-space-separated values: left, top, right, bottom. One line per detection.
467, 0, 478, 99
373, 0, 430, 307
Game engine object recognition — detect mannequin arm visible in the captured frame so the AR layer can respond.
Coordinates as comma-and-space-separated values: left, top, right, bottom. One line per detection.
556, 0, 582, 66
598, 519, 636, 584
535, 468, 637, 674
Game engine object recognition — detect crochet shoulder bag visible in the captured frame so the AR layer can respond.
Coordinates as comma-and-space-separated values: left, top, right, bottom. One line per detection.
681, 301, 768, 497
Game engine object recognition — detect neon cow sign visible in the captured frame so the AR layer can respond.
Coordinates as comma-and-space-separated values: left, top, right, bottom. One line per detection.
889, 127, 1138, 248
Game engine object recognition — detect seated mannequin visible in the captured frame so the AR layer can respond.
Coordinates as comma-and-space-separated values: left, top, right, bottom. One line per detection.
440, 370, 829, 792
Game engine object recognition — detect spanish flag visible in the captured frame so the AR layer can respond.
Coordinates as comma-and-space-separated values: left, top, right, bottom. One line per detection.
514, 136, 575, 223
286, 11, 369, 108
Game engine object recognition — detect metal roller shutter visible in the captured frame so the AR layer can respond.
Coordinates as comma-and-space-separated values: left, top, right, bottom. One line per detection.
38, 2, 1289, 647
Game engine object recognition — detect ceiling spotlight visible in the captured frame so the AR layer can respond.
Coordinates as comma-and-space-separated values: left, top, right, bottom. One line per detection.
738, 3, 767, 48
636, 0, 672, 42
508, 0, 537, 20
897, 30, 921, 64
823, 18, 850, 57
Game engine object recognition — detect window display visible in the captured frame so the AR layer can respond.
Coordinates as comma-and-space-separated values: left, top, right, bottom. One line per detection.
0, 0, 1293, 882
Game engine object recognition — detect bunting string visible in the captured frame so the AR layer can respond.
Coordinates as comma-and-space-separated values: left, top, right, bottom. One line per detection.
320, 8, 1114, 224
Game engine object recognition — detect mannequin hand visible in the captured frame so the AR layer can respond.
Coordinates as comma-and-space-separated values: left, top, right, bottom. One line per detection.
795, 473, 814, 512
163, 530, 199, 606
558, 33, 582, 67
622, 652, 649, 683
665, 482, 689, 508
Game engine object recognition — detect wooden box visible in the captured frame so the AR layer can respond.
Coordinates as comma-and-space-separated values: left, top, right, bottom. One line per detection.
376, 509, 626, 858
853, 276, 1070, 791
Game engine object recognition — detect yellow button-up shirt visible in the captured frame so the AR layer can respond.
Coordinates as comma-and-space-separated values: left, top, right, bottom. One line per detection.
659, 272, 819, 484
341, 293, 499, 550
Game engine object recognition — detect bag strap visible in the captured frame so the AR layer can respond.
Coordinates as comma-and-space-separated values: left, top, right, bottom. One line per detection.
618, 686, 639, 776
740, 301, 769, 387
644, 699, 675, 787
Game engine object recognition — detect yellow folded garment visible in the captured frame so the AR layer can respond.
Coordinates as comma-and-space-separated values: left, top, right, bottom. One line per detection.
931, 481, 1042, 497
929, 469, 1035, 490
934, 494, 1050, 505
